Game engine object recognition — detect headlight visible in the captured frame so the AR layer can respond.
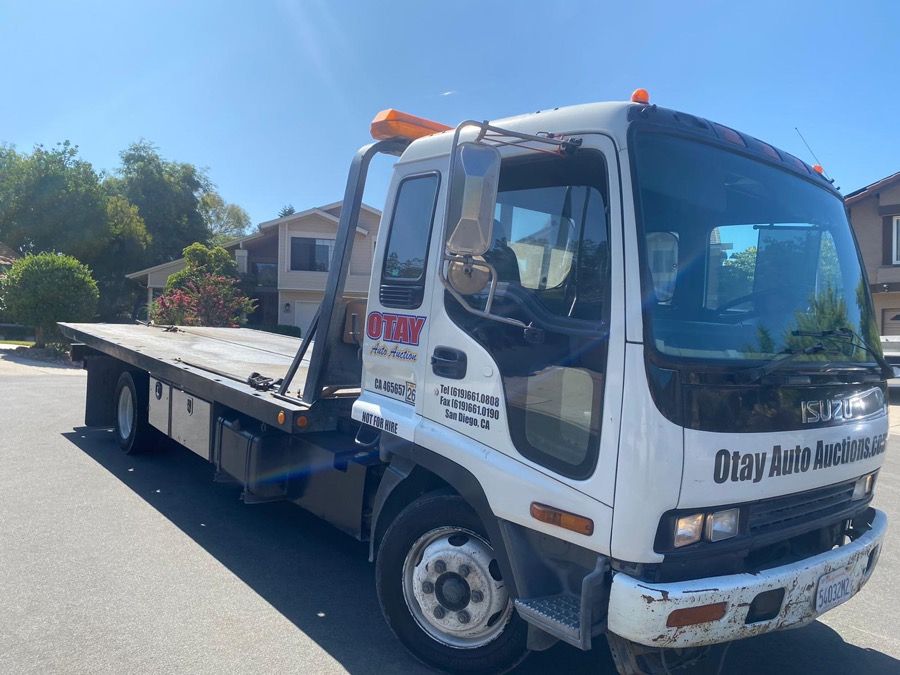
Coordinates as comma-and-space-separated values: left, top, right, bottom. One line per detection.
674, 513, 704, 547
705, 508, 740, 542
852, 472, 877, 500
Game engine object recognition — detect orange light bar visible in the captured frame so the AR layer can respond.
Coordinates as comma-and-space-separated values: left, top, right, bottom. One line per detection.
666, 602, 728, 628
371, 109, 451, 141
530, 502, 594, 536
631, 88, 650, 104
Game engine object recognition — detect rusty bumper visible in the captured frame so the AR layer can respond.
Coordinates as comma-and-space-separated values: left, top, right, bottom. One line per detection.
607, 509, 887, 648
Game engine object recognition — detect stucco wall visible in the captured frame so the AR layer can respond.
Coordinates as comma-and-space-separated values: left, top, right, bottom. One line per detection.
848, 179, 900, 332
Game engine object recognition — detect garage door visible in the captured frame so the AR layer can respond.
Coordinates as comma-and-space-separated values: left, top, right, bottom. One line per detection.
882, 309, 900, 336
294, 301, 320, 336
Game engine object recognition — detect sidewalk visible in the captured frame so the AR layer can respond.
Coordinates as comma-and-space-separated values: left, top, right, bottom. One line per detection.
0, 344, 83, 377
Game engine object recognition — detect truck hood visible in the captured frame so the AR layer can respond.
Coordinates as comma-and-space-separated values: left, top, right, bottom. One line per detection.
679, 408, 888, 508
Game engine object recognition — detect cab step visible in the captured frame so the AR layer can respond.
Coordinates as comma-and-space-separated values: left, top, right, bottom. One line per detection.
515, 594, 582, 646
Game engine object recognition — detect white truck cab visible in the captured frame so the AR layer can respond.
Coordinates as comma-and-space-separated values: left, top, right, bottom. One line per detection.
352, 94, 888, 671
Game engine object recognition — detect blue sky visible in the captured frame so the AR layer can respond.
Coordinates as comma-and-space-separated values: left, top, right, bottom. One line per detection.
1, 1, 898, 226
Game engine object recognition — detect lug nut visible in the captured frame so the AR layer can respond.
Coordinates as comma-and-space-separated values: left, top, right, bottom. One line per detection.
459, 564, 471, 577
457, 611, 470, 624
433, 606, 446, 619
471, 590, 484, 603
422, 581, 434, 594
434, 559, 447, 574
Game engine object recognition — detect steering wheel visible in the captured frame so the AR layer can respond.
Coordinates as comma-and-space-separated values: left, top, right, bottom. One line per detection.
715, 286, 782, 316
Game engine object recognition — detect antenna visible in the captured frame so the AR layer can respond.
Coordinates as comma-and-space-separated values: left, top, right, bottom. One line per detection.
795, 127, 838, 188
794, 127, 823, 167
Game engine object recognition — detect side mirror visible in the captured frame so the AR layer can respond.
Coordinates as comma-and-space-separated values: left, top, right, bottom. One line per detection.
446, 143, 501, 257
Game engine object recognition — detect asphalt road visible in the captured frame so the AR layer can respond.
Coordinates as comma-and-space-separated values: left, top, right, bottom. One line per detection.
0, 348, 898, 674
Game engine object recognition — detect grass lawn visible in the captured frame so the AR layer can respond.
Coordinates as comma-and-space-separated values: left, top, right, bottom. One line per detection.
0, 340, 35, 347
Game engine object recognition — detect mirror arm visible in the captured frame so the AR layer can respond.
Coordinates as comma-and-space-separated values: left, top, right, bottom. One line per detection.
439, 255, 530, 331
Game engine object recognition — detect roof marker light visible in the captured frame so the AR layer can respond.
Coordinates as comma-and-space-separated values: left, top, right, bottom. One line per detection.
631, 88, 650, 104
370, 109, 451, 142
813, 164, 825, 175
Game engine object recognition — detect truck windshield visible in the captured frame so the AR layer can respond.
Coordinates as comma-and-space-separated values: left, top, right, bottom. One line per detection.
632, 132, 879, 367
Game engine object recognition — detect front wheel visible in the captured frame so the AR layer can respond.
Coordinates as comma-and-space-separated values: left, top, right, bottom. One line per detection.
375, 493, 528, 673
606, 632, 719, 674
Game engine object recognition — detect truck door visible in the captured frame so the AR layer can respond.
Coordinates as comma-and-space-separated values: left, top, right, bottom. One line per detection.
355, 166, 442, 441
420, 135, 624, 508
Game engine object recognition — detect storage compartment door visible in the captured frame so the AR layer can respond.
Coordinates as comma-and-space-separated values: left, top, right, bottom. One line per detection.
148, 377, 171, 435
171, 389, 212, 460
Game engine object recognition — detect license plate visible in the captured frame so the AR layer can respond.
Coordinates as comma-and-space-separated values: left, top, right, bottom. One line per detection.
815, 568, 854, 613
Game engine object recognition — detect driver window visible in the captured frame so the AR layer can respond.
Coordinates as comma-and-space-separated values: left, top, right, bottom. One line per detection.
496, 198, 577, 290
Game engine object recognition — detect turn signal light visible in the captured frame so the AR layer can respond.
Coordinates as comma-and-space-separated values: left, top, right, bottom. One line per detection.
631, 88, 650, 104
530, 502, 594, 536
666, 602, 728, 628
371, 109, 451, 141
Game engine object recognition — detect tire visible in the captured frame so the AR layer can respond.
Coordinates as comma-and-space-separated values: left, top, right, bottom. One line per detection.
606, 632, 716, 675
375, 493, 529, 674
113, 371, 156, 454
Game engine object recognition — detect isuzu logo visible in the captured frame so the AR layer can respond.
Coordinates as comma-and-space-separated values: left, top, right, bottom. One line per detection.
801, 397, 856, 424
801, 388, 884, 425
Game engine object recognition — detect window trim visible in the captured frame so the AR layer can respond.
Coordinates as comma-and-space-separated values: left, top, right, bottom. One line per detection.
444, 149, 612, 480
289, 236, 334, 273
893, 216, 900, 265
379, 171, 441, 308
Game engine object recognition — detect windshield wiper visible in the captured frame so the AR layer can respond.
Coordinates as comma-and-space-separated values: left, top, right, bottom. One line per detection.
791, 328, 894, 379
738, 344, 840, 384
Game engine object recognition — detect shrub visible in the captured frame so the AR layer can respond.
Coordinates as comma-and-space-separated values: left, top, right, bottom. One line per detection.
151, 273, 255, 327
0, 253, 98, 347
165, 242, 238, 292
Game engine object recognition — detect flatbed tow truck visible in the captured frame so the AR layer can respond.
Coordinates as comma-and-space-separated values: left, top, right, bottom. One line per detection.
61, 91, 889, 674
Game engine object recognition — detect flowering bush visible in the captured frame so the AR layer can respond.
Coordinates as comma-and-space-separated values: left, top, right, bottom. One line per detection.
151, 273, 255, 327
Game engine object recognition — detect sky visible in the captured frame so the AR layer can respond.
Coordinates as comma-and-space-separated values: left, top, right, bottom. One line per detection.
1, 1, 899, 227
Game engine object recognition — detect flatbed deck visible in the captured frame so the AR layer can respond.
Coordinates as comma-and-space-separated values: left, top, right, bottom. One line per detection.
58, 323, 334, 433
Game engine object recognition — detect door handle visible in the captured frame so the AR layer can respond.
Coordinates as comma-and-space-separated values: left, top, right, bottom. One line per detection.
431, 347, 467, 380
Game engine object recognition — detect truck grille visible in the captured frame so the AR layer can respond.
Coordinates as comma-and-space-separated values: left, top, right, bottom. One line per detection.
747, 480, 856, 535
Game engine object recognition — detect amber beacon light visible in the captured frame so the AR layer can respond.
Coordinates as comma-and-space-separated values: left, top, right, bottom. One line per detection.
631, 88, 651, 104
370, 109, 451, 141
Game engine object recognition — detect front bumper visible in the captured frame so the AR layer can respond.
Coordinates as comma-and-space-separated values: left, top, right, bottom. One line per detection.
607, 509, 887, 648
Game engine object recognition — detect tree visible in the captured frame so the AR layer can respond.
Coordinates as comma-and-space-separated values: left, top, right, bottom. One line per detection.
200, 191, 251, 245
165, 242, 238, 291
0, 253, 98, 347
105, 141, 211, 264
0, 142, 151, 319
0, 142, 109, 263
278, 204, 296, 218
151, 274, 255, 327
92, 196, 152, 319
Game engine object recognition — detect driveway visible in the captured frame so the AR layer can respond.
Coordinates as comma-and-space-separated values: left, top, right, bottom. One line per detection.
0, 361, 897, 673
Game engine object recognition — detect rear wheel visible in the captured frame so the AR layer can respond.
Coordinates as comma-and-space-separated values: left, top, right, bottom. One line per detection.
113, 371, 156, 454
376, 493, 528, 673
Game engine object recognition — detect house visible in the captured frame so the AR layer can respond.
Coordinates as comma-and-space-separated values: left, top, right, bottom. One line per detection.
845, 172, 900, 335
0, 242, 18, 271
126, 200, 381, 334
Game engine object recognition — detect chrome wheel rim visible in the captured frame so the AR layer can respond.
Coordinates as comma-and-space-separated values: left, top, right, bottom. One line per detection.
117, 385, 134, 440
402, 526, 512, 649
